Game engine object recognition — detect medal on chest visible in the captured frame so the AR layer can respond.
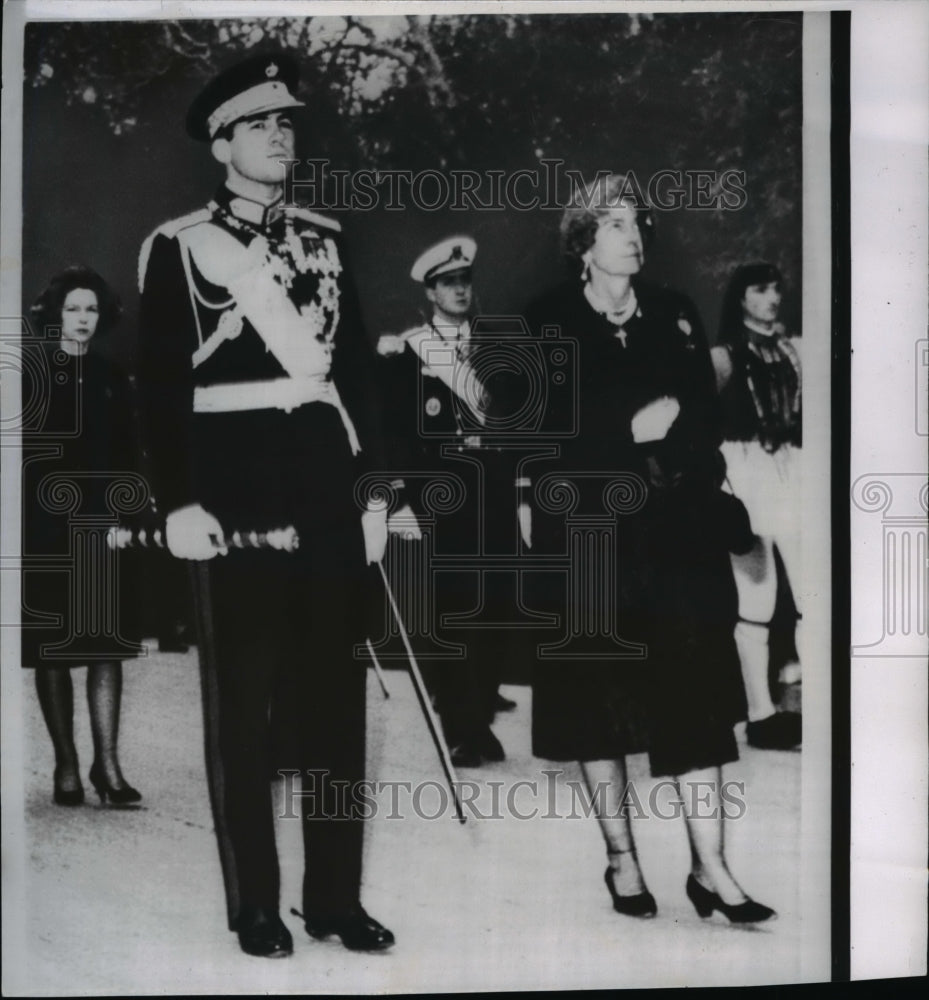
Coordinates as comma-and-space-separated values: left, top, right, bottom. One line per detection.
216, 203, 343, 344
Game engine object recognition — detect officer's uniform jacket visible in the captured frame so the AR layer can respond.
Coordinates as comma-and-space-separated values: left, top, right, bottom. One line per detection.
378, 317, 517, 553
137, 185, 382, 535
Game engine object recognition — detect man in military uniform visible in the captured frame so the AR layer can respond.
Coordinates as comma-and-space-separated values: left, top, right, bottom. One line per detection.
378, 237, 517, 768
136, 53, 393, 958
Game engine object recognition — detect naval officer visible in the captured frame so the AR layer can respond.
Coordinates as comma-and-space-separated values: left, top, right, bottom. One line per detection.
377, 237, 517, 767
136, 53, 393, 958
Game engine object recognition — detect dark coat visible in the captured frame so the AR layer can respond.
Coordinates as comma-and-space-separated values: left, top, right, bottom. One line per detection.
21, 348, 143, 666
525, 279, 750, 772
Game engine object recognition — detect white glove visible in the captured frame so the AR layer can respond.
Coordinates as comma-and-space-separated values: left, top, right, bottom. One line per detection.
631, 396, 681, 444
517, 502, 533, 549
387, 503, 423, 540
361, 506, 388, 565
290, 333, 333, 379
265, 526, 299, 552
165, 503, 227, 560
106, 526, 133, 551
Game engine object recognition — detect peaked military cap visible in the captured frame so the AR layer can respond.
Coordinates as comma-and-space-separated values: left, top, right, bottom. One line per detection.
410, 236, 477, 284
186, 52, 305, 142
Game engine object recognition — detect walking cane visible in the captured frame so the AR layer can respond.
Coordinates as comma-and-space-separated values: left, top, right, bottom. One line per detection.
375, 560, 466, 824
365, 638, 391, 699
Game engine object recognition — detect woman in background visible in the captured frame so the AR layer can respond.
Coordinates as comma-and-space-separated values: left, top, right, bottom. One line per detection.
713, 263, 802, 751
23, 266, 143, 806
524, 175, 775, 923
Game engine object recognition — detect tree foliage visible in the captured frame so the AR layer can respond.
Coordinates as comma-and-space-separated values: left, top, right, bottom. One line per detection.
24, 11, 802, 306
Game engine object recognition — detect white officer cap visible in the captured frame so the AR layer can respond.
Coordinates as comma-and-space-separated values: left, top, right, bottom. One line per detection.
410, 236, 477, 284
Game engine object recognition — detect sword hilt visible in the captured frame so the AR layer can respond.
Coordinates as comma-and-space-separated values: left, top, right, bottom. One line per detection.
106, 524, 300, 553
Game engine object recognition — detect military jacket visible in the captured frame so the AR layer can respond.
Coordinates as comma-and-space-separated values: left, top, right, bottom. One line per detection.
137, 185, 382, 529
377, 321, 520, 552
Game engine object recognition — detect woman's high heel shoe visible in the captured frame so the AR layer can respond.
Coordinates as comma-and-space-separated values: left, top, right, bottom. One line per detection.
604, 867, 658, 918
53, 769, 84, 807
88, 761, 141, 806
685, 874, 776, 924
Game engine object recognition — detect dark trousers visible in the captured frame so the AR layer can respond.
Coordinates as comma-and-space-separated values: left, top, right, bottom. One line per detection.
430, 574, 508, 745
422, 455, 517, 746
208, 535, 367, 919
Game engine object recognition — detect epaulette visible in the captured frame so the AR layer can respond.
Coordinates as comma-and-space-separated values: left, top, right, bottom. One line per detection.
287, 205, 342, 233
137, 207, 213, 292
376, 334, 407, 357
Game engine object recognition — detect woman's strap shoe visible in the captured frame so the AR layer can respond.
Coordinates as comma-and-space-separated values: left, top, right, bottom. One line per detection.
686, 874, 776, 924
604, 867, 658, 918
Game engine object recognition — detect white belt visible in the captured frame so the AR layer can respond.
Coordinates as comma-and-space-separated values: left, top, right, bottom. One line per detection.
193, 377, 361, 454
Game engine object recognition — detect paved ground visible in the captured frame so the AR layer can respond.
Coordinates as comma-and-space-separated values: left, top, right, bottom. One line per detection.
8, 648, 810, 995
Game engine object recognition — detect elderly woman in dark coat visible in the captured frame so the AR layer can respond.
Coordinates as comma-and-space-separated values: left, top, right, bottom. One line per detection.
523, 174, 774, 923
22, 266, 143, 807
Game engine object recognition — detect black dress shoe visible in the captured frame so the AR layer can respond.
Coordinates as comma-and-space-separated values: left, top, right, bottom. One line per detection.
604, 867, 657, 918
88, 761, 142, 806
301, 905, 394, 952
157, 636, 190, 653
746, 711, 801, 750
477, 727, 505, 762
450, 728, 505, 767
158, 620, 195, 653
685, 875, 776, 924
53, 770, 85, 807
450, 743, 483, 768
494, 692, 517, 712
236, 906, 293, 958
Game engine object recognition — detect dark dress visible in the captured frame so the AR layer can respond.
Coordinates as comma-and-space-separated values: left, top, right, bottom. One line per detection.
525, 279, 751, 775
21, 347, 143, 667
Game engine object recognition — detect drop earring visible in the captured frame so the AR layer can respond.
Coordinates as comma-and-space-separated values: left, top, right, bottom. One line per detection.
581, 255, 591, 282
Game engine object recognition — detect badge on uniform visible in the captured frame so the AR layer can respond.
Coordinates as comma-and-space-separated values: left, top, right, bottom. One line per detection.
425, 397, 442, 417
